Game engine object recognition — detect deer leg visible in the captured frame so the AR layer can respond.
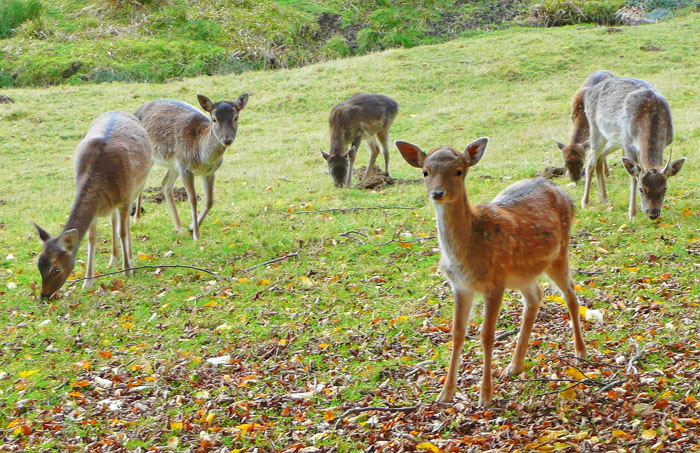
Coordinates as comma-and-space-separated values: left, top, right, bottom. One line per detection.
133, 192, 143, 223
83, 220, 98, 289
480, 287, 504, 407
596, 157, 608, 203
628, 174, 638, 220
581, 152, 597, 209
378, 130, 390, 177
437, 287, 474, 403
547, 262, 587, 359
118, 206, 133, 276
345, 138, 361, 187
363, 137, 380, 181
108, 211, 120, 267
180, 168, 199, 240
603, 157, 610, 177
503, 281, 542, 377
162, 169, 184, 233
192, 173, 215, 230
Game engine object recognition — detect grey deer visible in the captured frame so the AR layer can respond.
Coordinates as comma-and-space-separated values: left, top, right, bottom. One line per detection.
135, 93, 249, 240
34, 111, 153, 299
395, 138, 586, 407
321, 93, 398, 187
582, 76, 686, 219
555, 70, 615, 182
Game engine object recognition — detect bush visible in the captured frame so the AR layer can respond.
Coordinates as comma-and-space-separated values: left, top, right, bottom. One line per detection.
357, 28, 382, 53
323, 35, 352, 57
0, 0, 42, 39
529, 0, 624, 26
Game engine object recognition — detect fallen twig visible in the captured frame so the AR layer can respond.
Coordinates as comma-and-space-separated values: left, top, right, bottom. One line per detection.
293, 206, 418, 215
495, 328, 520, 341
405, 360, 435, 378
599, 378, 627, 393
334, 404, 421, 429
577, 268, 605, 276
66, 264, 218, 285
242, 250, 300, 273
339, 229, 369, 244
626, 343, 647, 374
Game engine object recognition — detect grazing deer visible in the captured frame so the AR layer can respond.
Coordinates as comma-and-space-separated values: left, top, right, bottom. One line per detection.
34, 111, 153, 299
582, 77, 686, 219
395, 138, 586, 407
321, 93, 398, 187
555, 70, 615, 182
135, 93, 249, 240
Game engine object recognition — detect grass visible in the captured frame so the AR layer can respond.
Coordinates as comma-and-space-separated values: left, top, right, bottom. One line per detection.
1, 13, 699, 451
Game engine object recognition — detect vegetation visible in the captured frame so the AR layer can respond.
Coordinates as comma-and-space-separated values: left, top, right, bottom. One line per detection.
0, 0, 42, 39
1, 12, 699, 451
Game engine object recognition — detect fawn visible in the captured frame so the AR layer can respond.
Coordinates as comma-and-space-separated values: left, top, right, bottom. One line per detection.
555, 70, 615, 182
34, 111, 153, 299
583, 76, 686, 219
395, 138, 586, 407
321, 93, 398, 187
135, 93, 249, 240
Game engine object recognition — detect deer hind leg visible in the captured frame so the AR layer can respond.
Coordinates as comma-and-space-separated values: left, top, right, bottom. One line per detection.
133, 192, 143, 223
546, 261, 587, 359
108, 211, 120, 267
479, 287, 505, 407
192, 173, 215, 231
363, 137, 381, 181
503, 281, 542, 377
377, 129, 390, 177
180, 168, 199, 240
162, 169, 184, 233
83, 221, 98, 289
118, 206, 133, 276
437, 287, 475, 403
603, 157, 610, 177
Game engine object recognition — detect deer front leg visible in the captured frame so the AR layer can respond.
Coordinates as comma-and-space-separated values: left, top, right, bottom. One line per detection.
503, 281, 542, 377
437, 287, 474, 403
595, 157, 608, 203
345, 138, 361, 187
581, 152, 597, 209
480, 287, 504, 407
83, 221, 98, 289
628, 174, 638, 220
162, 169, 184, 233
363, 137, 380, 181
180, 168, 199, 240
191, 173, 215, 230
378, 129, 390, 177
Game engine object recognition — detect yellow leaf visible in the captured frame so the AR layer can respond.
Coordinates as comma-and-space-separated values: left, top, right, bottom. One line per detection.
137, 252, 148, 261
323, 410, 334, 422
318, 343, 330, 350
612, 429, 628, 438
206, 412, 215, 423
597, 247, 609, 254
416, 442, 441, 453
7, 419, 23, 429
560, 386, 576, 400
626, 266, 639, 272
123, 321, 133, 330
237, 277, 249, 284
579, 306, 588, 318
574, 285, 584, 291
236, 423, 253, 434
203, 301, 218, 307
258, 279, 271, 285
642, 429, 656, 440
278, 339, 287, 346
18, 369, 40, 378
300, 275, 313, 287
565, 367, 586, 380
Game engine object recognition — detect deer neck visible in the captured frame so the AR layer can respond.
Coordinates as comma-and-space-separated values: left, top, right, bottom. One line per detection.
571, 114, 589, 145
329, 128, 347, 157
201, 125, 226, 162
63, 184, 100, 244
433, 192, 475, 259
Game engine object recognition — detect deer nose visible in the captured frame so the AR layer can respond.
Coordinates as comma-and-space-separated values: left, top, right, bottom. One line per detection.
431, 190, 445, 200
648, 208, 660, 219
223, 137, 233, 146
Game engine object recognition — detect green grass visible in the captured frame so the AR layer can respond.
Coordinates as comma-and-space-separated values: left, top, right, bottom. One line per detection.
1, 13, 699, 451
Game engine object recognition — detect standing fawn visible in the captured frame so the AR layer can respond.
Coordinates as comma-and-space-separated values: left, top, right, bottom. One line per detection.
34, 111, 153, 299
395, 138, 586, 407
583, 76, 686, 219
555, 70, 615, 182
321, 93, 398, 187
135, 93, 249, 240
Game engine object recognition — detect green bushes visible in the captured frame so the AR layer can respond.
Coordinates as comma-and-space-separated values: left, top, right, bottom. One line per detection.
529, 0, 626, 26
0, 0, 42, 39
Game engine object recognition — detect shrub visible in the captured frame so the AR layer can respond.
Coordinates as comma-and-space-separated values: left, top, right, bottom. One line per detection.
529, 0, 624, 26
0, 0, 42, 39
323, 35, 352, 57
357, 28, 382, 53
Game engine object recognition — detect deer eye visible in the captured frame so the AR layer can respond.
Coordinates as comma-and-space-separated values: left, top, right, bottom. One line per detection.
211, 117, 217, 123
456, 169, 463, 176
423, 170, 428, 177
53, 268, 61, 275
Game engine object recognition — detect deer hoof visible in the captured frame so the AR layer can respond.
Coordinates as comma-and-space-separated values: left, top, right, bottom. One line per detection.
437, 388, 455, 403
478, 392, 493, 408
502, 363, 522, 378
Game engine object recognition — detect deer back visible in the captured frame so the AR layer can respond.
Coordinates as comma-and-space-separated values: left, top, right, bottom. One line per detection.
329, 93, 398, 154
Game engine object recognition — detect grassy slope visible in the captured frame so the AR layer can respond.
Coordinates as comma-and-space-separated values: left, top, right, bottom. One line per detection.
1, 14, 699, 451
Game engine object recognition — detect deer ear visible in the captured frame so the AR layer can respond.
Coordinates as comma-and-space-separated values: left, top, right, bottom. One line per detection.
234, 93, 250, 110
33, 223, 51, 242
555, 140, 566, 151
581, 139, 590, 150
394, 140, 426, 169
621, 157, 641, 177
197, 94, 214, 112
347, 145, 357, 159
320, 150, 330, 161
57, 229, 79, 253
664, 157, 686, 177
464, 137, 488, 167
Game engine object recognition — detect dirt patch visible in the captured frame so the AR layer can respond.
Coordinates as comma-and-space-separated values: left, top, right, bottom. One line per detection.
429, 0, 531, 36
535, 166, 567, 179
143, 186, 193, 203
0, 95, 14, 104
353, 166, 422, 190
314, 12, 361, 52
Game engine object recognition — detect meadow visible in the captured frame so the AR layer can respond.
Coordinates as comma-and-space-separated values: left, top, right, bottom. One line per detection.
0, 12, 699, 451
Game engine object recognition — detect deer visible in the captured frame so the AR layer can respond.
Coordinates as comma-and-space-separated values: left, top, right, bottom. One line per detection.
395, 137, 586, 407
321, 93, 398, 187
34, 111, 153, 299
555, 70, 615, 182
582, 76, 686, 219
135, 93, 249, 240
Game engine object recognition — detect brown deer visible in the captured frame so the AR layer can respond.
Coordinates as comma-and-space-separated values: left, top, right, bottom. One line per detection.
34, 111, 153, 299
321, 93, 398, 187
395, 137, 586, 407
582, 76, 686, 219
135, 93, 249, 240
555, 70, 615, 182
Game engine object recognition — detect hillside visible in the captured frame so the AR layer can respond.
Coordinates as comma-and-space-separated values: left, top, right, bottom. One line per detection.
1, 13, 699, 451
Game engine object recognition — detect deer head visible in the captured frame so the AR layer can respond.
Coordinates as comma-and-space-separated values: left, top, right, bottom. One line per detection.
621, 151, 686, 219
197, 93, 249, 147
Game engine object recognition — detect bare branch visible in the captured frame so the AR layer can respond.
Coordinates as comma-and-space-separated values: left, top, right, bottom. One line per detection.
242, 250, 300, 273
66, 264, 218, 285
293, 206, 419, 215
334, 404, 421, 429
495, 328, 520, 341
